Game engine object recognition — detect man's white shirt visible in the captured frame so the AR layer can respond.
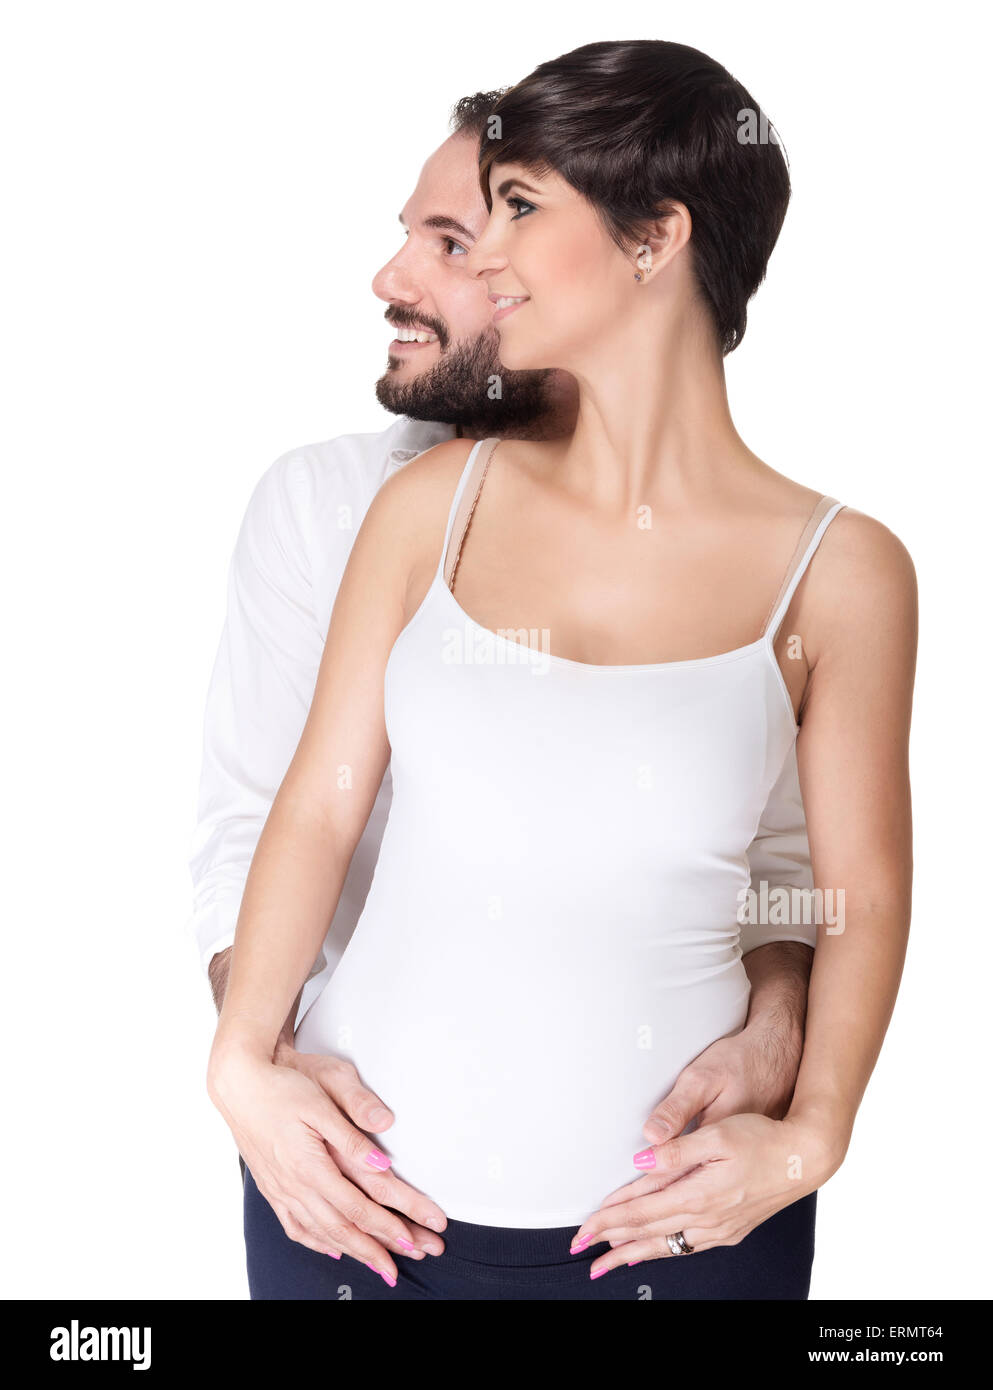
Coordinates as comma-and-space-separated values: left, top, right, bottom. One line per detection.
186, 415, 814, 1029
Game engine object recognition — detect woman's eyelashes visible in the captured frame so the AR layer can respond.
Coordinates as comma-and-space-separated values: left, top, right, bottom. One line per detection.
506, 196, 537, 220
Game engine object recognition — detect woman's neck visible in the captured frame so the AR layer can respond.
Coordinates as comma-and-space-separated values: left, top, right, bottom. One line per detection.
559, 311, 750, 513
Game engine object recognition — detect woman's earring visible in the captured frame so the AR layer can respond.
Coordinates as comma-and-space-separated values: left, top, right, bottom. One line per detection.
634, 272, 643, 281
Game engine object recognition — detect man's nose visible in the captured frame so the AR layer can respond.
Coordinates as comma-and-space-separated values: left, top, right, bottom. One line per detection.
371, 251, 420, 304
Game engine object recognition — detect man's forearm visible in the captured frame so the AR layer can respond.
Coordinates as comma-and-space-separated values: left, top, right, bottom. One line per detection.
741, 940, 813, 1039
208, 945, 300, 1056
718, 941, 812, 1118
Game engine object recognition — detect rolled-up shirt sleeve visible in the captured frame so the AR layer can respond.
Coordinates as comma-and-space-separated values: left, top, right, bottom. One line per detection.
741, 744, 816, 955
185, 450, 328, 980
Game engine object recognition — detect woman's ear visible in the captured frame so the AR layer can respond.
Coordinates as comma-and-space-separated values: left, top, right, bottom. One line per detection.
633, 201, 692, 278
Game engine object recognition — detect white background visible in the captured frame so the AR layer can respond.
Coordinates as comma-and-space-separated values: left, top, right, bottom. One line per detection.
2, 0, 989, 1300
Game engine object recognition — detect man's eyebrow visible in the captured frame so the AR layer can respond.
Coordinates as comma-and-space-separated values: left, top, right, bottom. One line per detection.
422, 214, 476, 241
496, 177, 542, 198
396, 212, 476, 242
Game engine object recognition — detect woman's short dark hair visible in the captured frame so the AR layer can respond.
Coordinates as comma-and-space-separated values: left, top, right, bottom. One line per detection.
477, 40, 791, 355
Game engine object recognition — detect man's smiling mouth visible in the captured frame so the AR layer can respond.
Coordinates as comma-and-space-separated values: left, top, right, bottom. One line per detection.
386, 314, 444, 358
392, 326, 439, 344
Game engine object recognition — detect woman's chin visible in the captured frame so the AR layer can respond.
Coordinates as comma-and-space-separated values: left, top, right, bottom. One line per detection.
495, 338, 556, 373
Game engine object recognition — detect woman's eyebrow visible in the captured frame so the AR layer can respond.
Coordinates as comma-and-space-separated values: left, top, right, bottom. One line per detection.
495, 177, 542, 198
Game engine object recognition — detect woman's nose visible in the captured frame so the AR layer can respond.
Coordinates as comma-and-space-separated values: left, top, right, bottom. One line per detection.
465, 222, 506, 283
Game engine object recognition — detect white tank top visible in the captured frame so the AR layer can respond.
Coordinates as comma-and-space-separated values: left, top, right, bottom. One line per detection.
295, 438, 846, 1228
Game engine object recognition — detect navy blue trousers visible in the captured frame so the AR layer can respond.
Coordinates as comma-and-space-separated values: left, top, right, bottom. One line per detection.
243, 1163, 816, 1301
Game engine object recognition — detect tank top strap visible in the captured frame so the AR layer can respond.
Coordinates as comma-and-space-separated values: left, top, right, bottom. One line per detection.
761, 495, 847, 643
435, 437, 488, 584
442, 436, 501, 589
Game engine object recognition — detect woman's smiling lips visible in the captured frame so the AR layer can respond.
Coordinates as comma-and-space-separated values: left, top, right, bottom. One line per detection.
489, 292, 530, 322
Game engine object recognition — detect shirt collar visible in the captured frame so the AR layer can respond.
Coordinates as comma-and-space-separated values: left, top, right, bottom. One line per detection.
385, 417, 458, 472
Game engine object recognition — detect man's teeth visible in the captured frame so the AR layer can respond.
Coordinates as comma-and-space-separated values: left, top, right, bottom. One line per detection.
495, 296, 527, 309
394, 327, 438, 343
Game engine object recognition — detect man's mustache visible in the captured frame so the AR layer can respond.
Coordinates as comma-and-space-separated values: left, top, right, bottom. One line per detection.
384, 306, 449, 351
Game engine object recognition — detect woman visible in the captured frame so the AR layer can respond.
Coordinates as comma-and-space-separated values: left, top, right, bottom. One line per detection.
208, 40, 916, 1300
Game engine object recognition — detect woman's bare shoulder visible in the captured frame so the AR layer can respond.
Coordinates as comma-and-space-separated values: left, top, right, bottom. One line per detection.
357, 436, 476, 542
799, 502, 918, 664
343, 437, 480, 603
747, 455, 917, 657
755, 458, 916, 588
376, 436, 477, 510
820, 503, 914, 568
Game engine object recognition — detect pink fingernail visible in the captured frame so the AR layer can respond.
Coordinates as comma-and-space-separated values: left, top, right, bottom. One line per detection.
380, 1270, 397, 1287
627, 1260, 641, 1267
397, 1238, 415, 1251
365, 1149, 392, 1171
326, 1250, 341, 1260
570, 1232, 592, 1253
590, 1266, 608, 1280
633, 1147, 656, 1170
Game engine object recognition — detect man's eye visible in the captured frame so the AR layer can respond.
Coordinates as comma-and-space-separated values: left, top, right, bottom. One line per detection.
507, 197, 537, 220
444, 238, 468, 256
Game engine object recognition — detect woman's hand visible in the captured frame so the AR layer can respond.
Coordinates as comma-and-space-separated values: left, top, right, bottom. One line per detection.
207, 1042, 447, 1286
571, 1112, 845, 1277
271, 1040, 450, 1255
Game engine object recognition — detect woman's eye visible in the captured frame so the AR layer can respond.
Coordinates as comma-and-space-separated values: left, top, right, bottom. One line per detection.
444, 238, 468, 257
507, 196, 537, 220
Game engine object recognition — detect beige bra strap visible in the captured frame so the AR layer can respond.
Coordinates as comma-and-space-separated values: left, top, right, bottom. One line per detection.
759, 494, 840, 638
444, 437, 502, 591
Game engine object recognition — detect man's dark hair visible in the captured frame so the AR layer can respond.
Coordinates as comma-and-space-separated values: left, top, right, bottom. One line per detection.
450, 89, 508, 140
477, 41, 791, 355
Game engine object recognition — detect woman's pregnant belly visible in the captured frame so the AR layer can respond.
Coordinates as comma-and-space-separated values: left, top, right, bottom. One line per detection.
293, 861, 751, 1228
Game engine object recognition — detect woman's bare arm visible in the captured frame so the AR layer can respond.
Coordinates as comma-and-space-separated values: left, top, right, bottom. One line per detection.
210, 496, 397, 1063
785, 509, 918, 1156
209, 440, 469, 1067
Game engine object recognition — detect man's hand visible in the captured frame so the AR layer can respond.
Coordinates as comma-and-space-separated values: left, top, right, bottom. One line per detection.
643, 941, 812, 1144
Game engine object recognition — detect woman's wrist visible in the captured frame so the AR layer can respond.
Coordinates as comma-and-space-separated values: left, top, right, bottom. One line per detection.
207, 1026, 276, 1104
783, 1097, 854, 1185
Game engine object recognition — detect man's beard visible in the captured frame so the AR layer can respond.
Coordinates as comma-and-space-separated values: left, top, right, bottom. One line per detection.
375, 326, 554, 436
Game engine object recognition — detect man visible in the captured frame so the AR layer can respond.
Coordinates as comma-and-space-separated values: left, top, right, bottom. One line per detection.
187, 91, 816, 1250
